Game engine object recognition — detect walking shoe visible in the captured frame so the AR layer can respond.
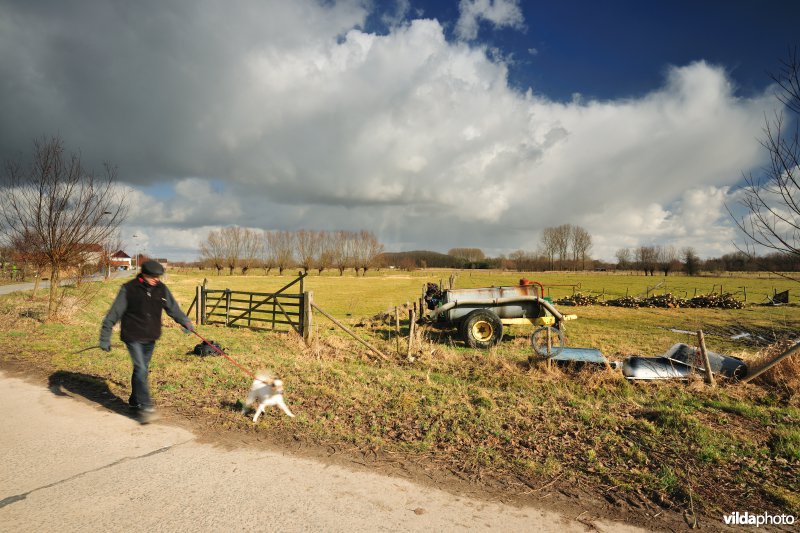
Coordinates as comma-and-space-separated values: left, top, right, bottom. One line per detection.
138, 406, 160, 424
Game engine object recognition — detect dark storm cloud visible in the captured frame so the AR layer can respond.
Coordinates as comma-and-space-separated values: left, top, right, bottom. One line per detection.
0, 0, 778, 260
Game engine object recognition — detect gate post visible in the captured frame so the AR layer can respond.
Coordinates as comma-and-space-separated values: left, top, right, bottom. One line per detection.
195, 285, 202, 325
225, 289, 231, 326
302, 291, 313, 345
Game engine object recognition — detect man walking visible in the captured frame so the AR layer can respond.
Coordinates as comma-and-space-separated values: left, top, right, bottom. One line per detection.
99, 260, 192, 423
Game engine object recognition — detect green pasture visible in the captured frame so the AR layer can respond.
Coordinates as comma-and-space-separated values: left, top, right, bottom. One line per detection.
176, 268, 795, 310
0, 268, 798, 522
165, 268, 798, 358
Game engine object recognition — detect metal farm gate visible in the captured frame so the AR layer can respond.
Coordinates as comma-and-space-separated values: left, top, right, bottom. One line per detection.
193, 273, 310, 338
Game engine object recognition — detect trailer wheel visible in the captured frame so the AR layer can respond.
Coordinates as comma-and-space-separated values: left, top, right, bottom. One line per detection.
530, 326, 565, 359
461, 309, 503, 348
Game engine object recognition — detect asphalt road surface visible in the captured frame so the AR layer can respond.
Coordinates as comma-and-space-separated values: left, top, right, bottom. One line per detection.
0, 371, 646, 532
0, 270, 133, 296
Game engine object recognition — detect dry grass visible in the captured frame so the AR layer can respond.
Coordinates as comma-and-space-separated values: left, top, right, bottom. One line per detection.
749, 340, 800, 404
1, 272, 799, 525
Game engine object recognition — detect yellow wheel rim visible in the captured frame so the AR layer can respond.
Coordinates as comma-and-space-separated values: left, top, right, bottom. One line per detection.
471, 320, 494, 342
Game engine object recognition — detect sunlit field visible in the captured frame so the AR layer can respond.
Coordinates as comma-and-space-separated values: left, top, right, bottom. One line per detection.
1, 268, 798, 525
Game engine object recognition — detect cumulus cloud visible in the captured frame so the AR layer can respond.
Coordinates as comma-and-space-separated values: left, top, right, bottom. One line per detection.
455, 0, 525, 41
0, 1, 778, 261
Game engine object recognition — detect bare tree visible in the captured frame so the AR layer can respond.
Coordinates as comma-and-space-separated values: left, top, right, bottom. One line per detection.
315, 231, 334, 274
219, 226, 246, 275
10, 230, 49, 297
0, 137, 127, 319
636, 246, 658, 276
551, 224, 571, 269
447, 248, 485, 264
295, 229, 319, 274
570, 226, 592, 270
682, 246, 701, 276
261, 230, 275, 274
615, 248, 632, 270
97, 231, 123, 280
331, 230, 354, 275
268, 230, 295, 275
540, 227, 558, 269
657, 244, 680, 276
509, 249, 531, 271
239, 228, 262, 275
200, 229, 225, 275
732, 48, 800, 267
352, 230, 384, 276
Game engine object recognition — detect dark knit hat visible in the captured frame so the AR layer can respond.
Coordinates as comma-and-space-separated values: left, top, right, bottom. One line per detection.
141, 260, 164, 276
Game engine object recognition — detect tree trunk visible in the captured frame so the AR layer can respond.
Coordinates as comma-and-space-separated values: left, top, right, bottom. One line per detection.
31, 276, 40, 299
47, 266, 60, 320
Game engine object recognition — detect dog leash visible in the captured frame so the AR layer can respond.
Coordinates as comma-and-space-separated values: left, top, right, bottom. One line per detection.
72, 345, 103, 354
190, 329, 258, 381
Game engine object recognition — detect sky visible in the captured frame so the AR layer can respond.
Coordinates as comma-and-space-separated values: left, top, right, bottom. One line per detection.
1, 0, 798, 262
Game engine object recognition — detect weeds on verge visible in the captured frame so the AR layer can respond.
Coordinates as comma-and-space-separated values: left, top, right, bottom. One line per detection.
0, 274, 799, 522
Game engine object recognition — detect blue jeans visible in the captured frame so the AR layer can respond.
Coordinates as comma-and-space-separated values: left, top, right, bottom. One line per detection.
125, 341, 156, 408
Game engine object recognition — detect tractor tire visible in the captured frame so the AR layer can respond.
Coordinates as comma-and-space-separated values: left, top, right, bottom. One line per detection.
461, 309, 503, 349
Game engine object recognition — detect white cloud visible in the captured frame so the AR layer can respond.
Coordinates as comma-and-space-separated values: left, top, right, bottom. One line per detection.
455, 0, 525, 41
0, 2, 779, 262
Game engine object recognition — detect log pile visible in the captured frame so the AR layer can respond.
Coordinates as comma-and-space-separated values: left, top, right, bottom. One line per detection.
603, 292, 745, 309
605, 296, 643, 308
642, 293, 683, 308
686, 293, 745, 309
555, 293, 600, 306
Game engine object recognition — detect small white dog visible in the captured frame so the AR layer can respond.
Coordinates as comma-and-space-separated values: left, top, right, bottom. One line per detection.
242, 372, 295, 422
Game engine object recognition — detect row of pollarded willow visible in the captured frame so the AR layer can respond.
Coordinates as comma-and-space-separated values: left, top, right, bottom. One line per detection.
199, 227, 384, 276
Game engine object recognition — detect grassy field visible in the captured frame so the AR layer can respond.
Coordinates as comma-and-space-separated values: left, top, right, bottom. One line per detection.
1, 268, 798, 529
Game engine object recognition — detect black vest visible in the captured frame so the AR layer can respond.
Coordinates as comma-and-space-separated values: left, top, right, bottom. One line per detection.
121, 276, 167, 342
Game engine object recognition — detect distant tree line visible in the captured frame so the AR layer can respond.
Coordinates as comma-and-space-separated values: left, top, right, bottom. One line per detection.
198, 228, 384, 276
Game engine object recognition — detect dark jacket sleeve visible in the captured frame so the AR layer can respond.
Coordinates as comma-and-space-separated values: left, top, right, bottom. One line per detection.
100, 286, 127, 345
163, 285, 190, 327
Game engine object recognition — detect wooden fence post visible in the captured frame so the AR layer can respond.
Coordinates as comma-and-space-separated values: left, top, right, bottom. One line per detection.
407, 309, 416, 359
697, 331, 715, 387
395, 306, 400, 355
303, 291, 313, 345
225, 289, 231, 326
195, 285, 202, 325
311, 303, 388, 360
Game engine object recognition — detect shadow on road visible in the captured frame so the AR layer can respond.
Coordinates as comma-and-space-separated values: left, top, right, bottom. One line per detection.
48, 370, 136, 421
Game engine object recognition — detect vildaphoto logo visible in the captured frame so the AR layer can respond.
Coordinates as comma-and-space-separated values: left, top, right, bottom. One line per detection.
723, 511, 796, 527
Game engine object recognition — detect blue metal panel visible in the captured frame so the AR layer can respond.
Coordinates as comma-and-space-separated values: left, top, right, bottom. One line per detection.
550, 347, 608, 365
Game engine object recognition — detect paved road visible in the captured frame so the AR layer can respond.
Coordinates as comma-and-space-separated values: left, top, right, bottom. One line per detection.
0, 270, 132, 296
0, 372, 644, 532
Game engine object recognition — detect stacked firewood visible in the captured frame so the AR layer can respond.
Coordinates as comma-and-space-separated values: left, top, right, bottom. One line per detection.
686, 293, 745, 309
555, 293, 600, 306
642, 293, 684, 308
605, 296, 643, 308
603, 292, 745, 309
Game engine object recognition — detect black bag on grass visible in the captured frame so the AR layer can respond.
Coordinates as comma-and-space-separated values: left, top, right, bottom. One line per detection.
192, 340, 223, 357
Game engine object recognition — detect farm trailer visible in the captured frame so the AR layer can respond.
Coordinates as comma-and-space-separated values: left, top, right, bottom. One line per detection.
420, 282, 577, 348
